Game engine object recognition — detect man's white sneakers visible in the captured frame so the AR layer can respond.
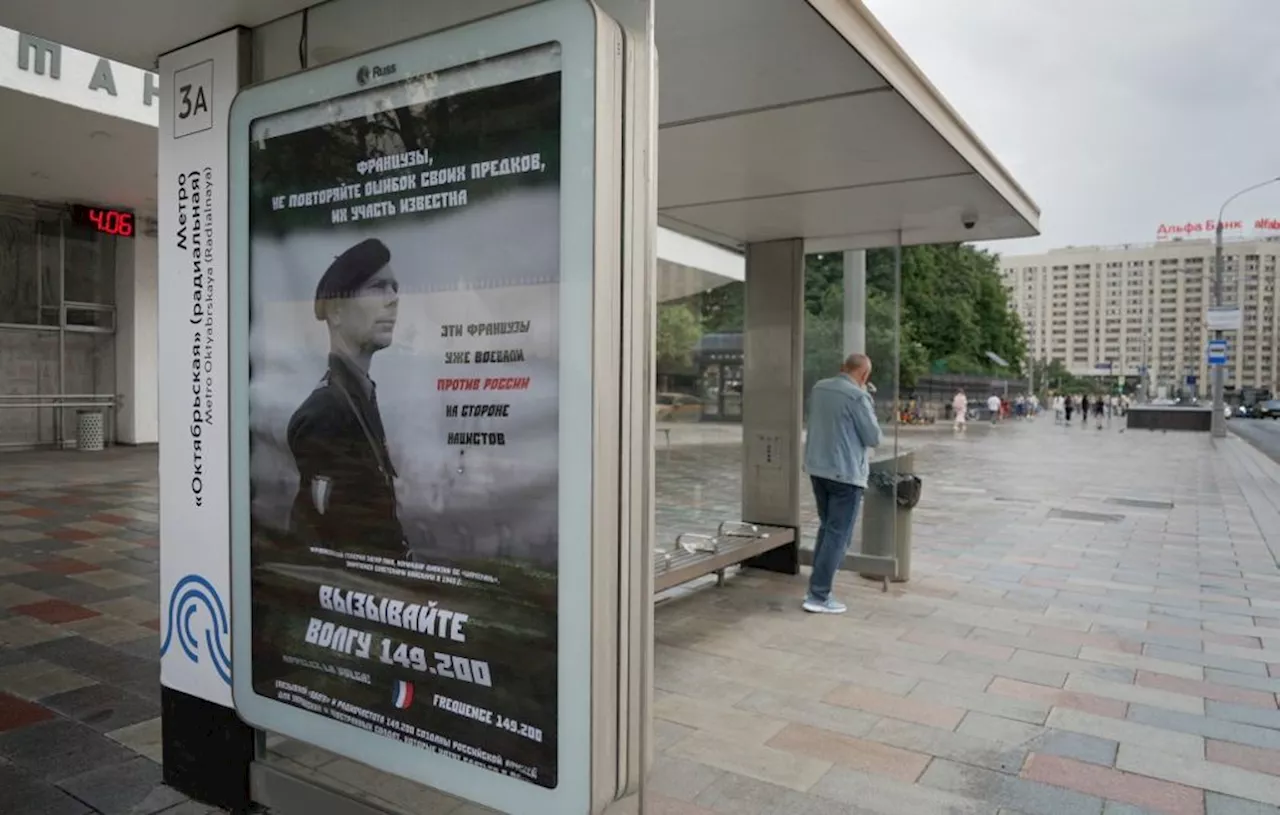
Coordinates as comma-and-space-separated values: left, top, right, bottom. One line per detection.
802, 597, 848, 614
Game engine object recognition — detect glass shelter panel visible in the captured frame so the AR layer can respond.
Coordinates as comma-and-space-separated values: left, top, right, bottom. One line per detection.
653, 276, 747, 547
800, 251, 904, 555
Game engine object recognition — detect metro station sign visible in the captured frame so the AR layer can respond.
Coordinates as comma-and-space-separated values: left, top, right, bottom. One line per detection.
1, 27, 159, 125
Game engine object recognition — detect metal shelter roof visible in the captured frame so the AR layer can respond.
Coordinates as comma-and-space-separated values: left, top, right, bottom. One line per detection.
0, 0, 1039, 250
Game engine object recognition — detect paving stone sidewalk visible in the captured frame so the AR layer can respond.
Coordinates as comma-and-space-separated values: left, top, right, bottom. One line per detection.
645, 419, 1280, 815
3, 421, 1280, 814
0, 448, 217, 814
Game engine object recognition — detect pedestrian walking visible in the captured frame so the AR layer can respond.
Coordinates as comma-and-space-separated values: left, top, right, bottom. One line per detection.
1064, 394, 1074, 423
802, 353, 883, 614
1093, 395, 1106, 429
952, 388, 968, 433
1053, 393, 1065, 423
987, 393, 1002, 424
1080, 394, 1091, 425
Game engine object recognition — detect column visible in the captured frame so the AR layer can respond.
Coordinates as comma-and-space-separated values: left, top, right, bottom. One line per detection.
740, 239, 804, 575
113, 231, 158, 444
157, 29, 255, 814
843, 249, 866, 356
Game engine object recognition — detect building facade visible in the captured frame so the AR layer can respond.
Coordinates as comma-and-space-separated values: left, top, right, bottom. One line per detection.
1001, 238, 1280, 397
0, 27, 161, 449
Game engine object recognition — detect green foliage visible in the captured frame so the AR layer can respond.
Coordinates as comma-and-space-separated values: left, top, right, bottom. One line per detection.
805, 243, 1024, 388
697, 284, 745, 335
1031, 357, 1095, 395
655, 303, 702, 373
656, 243, 1025, 401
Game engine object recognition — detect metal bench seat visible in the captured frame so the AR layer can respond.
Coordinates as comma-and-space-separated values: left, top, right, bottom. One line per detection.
653, 521, 796, 593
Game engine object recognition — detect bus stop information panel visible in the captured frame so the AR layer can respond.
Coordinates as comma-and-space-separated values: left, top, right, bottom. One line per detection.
227, 3, 626, 812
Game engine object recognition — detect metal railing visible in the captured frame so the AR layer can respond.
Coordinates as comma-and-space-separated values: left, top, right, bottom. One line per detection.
0, 393, 118, 449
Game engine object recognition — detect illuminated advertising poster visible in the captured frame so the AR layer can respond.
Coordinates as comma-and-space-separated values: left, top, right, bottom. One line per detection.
245, 48, 561, 787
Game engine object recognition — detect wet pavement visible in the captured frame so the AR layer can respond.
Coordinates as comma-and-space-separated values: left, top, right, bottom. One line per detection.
1231, 418, 1280, 466
4, 418, 1280, 813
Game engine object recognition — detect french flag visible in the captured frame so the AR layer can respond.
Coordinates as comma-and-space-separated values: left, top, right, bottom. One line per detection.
392, 680, 414, 710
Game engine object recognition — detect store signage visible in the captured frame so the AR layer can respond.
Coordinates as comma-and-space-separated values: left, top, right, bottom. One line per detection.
1157, 218, 1280, 240
11, 31, 159, 106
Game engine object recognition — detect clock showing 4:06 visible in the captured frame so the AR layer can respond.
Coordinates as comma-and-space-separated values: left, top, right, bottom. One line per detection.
70, 204, 135, 238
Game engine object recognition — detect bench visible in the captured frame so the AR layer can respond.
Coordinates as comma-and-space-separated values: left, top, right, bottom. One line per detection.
653, 521, 797, 593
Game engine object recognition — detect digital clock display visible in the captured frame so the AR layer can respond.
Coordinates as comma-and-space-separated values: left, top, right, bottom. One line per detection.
70, 204, 135, 238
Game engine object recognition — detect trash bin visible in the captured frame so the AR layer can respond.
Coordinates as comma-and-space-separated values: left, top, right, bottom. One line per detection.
858, 452, 921, 583
76, 409, 105, 452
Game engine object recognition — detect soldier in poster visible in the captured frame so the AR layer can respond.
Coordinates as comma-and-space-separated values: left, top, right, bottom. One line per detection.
287, 237, 407, 560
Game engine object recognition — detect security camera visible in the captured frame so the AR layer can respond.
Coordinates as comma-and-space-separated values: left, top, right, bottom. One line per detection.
962, 209, 978, 230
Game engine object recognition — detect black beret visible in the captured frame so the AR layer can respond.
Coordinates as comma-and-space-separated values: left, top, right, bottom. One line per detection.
313, 238, 392, 320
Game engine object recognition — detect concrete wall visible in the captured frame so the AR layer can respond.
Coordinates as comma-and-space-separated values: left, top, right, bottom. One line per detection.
114, 229, 158, 443
0, 327, 58, 446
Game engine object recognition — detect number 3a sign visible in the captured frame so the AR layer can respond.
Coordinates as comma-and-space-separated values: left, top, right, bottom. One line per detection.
173, 59, 214, 138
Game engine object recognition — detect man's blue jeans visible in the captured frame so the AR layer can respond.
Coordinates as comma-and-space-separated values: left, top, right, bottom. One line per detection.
808, 476, 865, 603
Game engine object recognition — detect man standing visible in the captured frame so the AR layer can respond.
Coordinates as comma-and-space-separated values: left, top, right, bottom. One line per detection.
802, 353, 883, 614
287, 237, 406, 559
952, 388, 968, 433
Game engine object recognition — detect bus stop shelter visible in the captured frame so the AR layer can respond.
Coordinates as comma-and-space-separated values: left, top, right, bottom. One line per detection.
0, 1, 1038, 813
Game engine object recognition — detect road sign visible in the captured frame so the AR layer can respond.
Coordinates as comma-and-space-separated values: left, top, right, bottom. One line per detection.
1207, 306, 1243, 331
1208, 339, 1228, 366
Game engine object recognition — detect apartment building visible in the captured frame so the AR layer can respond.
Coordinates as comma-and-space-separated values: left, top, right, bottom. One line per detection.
1000, 238, 1280, 394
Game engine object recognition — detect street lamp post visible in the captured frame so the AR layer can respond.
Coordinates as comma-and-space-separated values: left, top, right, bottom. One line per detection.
1212, 176, 1280, 438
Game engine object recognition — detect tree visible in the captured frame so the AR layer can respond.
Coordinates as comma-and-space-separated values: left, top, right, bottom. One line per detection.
655, 303, 702, 375
674, 243, 1023, 404
698, 290, 741, 335
1032, 357, 1092, 395
802, 254, 930, 401
862, 243, 1025, 379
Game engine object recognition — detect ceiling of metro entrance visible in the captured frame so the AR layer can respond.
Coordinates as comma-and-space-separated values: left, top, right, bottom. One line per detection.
0, 87, 157, 213
0, 0, 1039, 250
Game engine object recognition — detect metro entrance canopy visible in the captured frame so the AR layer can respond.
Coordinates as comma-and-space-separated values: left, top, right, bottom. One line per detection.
3, 0, 1039, 251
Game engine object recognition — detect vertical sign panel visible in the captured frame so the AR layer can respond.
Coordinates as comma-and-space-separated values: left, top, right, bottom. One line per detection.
158, 29, 247, 708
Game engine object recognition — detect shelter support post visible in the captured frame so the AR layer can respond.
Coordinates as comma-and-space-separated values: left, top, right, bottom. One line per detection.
157, 28, 255, 815
740, 239, 804, 575
842, 249, 866, 357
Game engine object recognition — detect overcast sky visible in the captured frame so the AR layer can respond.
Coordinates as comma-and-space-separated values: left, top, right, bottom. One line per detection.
861, 0, 1280, 256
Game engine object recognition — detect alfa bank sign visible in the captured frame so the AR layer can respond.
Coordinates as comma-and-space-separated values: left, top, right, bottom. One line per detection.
1157, 218, 1280, 240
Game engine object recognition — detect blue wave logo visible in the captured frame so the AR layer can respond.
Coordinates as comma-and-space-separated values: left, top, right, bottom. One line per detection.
160, 574, 232, 686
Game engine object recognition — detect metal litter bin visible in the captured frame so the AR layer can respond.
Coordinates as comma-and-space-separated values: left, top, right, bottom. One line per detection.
857, 452, 921, 583
76, 410, 105, 452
